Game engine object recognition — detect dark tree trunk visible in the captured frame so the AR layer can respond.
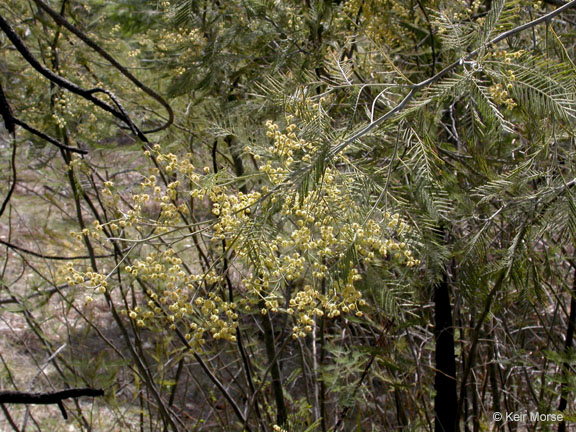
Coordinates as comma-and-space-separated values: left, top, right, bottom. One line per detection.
558, 267, 576, 432
434, 274, 458, 432
261, 305, 288, 426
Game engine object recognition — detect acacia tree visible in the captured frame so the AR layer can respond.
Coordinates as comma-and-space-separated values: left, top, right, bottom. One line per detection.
1, 0, 576, 431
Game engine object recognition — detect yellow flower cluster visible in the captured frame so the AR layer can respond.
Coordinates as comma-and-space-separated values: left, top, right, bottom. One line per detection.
124, 146, 202, 230
122, 249, 238, 349
64, 148, 242, 349
210, 189, 262, 241
260, 118, 317, 183
134, 25, 205, 74
488, 83, 517, 110
57, 262, 108, 302
236, 119, 420, 336
154, 28, 202, 53
147, 145, 199, 178
489, 49, 526, 63
70, 227, 100, 241
52, 92, 71, 129
67, 117, 419, 342
340, 0, 413, 46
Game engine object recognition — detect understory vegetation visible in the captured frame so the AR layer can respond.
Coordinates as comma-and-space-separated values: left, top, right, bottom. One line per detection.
1, 0, 576, 430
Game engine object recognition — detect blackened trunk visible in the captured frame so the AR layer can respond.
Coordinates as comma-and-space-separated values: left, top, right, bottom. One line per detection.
558, 268, 576, 432
261, 307, 287, 426
434, 275, 458, 432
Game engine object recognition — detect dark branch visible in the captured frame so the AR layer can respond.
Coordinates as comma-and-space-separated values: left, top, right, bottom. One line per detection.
30, 0, 174, 134
0, 12, 148, 142
0, 388, 104, 404
0, 131, 17, 219
0, 388, 104, 420
0, 238, 112, 260
543, 0, 568, 6
0, 81, 15, 134
12, 118, 87, 154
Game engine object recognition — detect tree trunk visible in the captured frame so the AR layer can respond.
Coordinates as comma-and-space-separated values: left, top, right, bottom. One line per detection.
261, 306, 288, 426
434, 274, 458, 432
557, 267, 576, 432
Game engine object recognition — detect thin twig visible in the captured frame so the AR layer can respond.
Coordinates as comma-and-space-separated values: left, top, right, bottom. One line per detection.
0, 404, 20, 432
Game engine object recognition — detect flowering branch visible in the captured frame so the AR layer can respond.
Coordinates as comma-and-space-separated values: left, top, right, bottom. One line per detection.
328, 0, 576, 159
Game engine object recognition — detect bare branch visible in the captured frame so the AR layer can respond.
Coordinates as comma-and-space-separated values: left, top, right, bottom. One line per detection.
0, 81, 15, 135
0, 388, 104, 420
0, 132, 16, 219
0, 238, 113, 260
0, 12, 148, 142
12, 118, 87, 154
30, 0, 174, 133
